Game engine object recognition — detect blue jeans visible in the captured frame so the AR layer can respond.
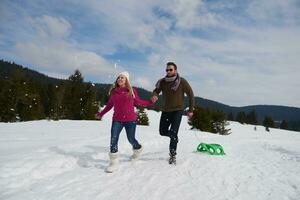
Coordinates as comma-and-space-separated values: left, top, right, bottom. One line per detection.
110, 121, 142, 153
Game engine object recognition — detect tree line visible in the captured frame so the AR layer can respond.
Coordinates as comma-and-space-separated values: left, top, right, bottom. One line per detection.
0, 67, 151, 126
0, 69, 99, 121
227, 110, 289, 131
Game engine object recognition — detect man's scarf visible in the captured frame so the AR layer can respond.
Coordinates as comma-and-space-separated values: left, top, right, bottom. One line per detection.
155, 73, 181, 91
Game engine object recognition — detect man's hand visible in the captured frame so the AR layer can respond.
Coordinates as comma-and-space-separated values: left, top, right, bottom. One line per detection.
150, 95, 158, 103
187, 111, 193, 119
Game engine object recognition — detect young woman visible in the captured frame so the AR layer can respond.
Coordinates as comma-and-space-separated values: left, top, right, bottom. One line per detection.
96, 71, 155, 173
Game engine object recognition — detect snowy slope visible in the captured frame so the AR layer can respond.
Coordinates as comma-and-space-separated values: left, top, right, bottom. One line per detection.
0, 110, 299, 200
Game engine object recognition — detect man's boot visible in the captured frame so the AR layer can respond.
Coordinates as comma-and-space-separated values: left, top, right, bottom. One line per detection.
168, 151, 176, 165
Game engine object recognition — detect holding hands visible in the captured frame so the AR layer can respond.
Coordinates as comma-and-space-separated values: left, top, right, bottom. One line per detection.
95, 112, 102, 120
186, 111, 193, 119
150, 95, 158, 103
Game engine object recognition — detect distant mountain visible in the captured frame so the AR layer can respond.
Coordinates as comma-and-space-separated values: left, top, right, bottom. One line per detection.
0, 60, 63, 85
1, 59, 300, 131
231, 105, 300, 122
192, 98, 300, 123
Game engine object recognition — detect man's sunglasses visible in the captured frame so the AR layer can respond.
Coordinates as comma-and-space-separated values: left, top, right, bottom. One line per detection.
166, 69, 174, 72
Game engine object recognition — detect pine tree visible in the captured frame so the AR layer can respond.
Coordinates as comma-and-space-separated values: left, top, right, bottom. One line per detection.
56, 83, 66, 119
0, 79, 17, 122
246, 110, 258, 125
212, 110, 231, 135
45, 83, 61, 120
62, 70, 85, 120
227, 112, 234, 121
280, 120, 288, 130
236, 111, 246, 124
136, 108, 149, 125
188, 107, 213, 132
15, 78, 44, 121
263, 116, 274, 132
81, 82, 98, 120
188, 107, 230, 135
7, 69, 27, 121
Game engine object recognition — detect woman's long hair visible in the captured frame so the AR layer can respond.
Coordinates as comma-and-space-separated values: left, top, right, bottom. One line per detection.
108, 76, 133, 98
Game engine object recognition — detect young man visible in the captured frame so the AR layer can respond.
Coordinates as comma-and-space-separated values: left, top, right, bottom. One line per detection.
151, 62, 194, 165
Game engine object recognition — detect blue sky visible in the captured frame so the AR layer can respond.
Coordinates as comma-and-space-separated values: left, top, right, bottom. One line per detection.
1, 0, 300, 107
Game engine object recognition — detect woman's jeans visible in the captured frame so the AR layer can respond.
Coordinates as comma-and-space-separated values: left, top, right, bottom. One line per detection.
159, 110, 183, 155
110, 121, 141, 153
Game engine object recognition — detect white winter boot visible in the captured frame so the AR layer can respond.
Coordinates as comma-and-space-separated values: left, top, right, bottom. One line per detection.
131, 145, 143, 160
105, 152, 119, 173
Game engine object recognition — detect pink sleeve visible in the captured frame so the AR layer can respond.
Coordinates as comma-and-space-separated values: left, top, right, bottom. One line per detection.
96, 95, 114, 118
133, 88, 154, 107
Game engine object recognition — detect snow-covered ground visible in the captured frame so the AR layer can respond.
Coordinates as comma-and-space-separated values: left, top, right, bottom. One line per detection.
0, 110, 299, 200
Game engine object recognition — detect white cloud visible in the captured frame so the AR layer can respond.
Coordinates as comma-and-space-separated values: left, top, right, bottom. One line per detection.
27, 15, 71, 38
13, 15, 116, 81
133, 76, 153, 90
165, 0, 220, 29
80, 0, 159, 50
246, 0, 300, 25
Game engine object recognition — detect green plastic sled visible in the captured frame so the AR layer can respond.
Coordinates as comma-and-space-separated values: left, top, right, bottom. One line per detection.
197, 143, 225, 155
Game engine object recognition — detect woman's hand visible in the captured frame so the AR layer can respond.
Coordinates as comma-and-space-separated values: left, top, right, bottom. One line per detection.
186, 112, 193, 119
150, 95, 158, 103
95, 112, 102, 120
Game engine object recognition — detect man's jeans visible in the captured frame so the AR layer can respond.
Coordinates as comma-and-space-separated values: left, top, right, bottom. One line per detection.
159, 110, 183, 155
110, 121, 141, 153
